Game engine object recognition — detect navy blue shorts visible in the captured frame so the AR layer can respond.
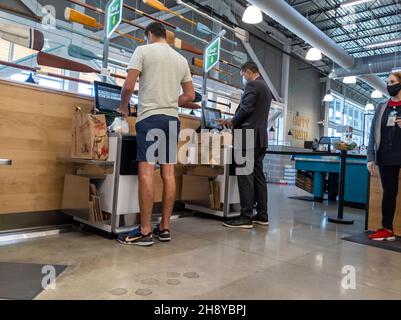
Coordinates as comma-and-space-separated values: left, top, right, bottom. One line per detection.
136, 115, 180, 164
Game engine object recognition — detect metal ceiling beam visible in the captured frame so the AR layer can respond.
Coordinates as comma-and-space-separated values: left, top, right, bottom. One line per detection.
335, 29, 401, 45
19, 0, 43, 16
291, 0, 313, 8
95, 1, 211, 39
309, 3, 396, 23
329, 23, 401, 42
296, 1, 396, 21
247, 0, 387, 94
331, 52, 401, 78
291, 11, 400, 47
319, 10, 400, 33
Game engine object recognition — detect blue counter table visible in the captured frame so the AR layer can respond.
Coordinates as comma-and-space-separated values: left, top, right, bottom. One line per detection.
294, 154, 368, 207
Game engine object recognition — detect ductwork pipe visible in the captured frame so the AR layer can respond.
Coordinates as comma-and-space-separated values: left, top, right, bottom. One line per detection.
248, 0, 387, 94
330, 52, 401, 78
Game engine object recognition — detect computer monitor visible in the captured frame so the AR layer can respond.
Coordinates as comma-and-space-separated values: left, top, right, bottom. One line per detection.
94, 81, 130, 115
202, 107, 223, 130
304, 141, 314, 149
318, 136, 334, 145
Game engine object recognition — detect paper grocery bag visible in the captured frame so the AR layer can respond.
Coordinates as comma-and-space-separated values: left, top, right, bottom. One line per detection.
71, 107, 109, 160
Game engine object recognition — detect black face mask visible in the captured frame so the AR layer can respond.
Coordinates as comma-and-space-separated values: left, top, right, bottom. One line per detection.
387, 83, 401, 97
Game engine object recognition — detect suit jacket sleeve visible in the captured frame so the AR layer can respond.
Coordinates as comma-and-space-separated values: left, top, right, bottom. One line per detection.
232, 81, 258, 128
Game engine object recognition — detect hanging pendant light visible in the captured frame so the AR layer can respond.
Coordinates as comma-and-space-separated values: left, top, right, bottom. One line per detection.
305, 47, 322, 61
269, 126, 275, 132
323, 90, 334, 102
288, 130, 293, 136
343, 76, 357, 84
371, 90, 383, 99
365, 103, 375, 112
242, 5, 263, 24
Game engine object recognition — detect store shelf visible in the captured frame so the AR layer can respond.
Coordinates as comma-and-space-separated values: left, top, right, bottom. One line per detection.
74, 217, 112, 233
186, 204, 240, 219
57, 157, 114, 166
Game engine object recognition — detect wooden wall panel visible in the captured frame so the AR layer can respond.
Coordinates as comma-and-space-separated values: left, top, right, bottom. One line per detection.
368, 166, 401, 236
0, 80, 93, 214
0, 80, 201, 215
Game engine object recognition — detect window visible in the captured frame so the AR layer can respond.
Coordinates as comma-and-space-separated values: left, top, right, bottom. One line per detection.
327, 92, 367, 146
112, 67, 127, 87
0, 39, 10, 61
78, 73, 99, 96
329, 96, 344, 124
365, 114, 374, 146
12, 44, 35, 62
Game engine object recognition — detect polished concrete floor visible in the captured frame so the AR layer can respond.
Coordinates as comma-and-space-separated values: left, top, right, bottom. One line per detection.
1, 184, 401, 300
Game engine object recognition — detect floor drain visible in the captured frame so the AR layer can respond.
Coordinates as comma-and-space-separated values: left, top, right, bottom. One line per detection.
184, 272, 200, 279
166, 279, 181, 285
109, 288, 128, 296
135, 288, 152, 296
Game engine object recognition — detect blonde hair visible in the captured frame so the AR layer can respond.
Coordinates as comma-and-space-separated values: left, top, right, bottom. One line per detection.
390, 71, 401, 82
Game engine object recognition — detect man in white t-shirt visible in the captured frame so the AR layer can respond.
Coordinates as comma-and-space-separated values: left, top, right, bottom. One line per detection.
117, 22, 195, 247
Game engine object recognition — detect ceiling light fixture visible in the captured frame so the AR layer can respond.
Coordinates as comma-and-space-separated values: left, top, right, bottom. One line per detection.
365, 38, 401, 49
365, 103, 375, 112
371, 90, 383, 99
323, 90, 334, 102
343, 76, 357, 84
242, 5, 263, 24
305, 47, 322, 61
340, 0, 374, 8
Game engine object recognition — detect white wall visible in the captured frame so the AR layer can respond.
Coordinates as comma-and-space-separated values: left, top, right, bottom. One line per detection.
287, 58, 323, 147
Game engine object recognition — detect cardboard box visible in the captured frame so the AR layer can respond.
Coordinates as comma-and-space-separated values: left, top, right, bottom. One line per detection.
182, 175, 221, 209
153, 164, 187, 202
76, 163, 114, 178
181, 175, 211, 206
186, 165, 224, 177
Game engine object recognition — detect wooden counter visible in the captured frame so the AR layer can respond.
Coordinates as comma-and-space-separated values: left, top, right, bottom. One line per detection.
0, 79, 201, 215
368, 167, 401, 235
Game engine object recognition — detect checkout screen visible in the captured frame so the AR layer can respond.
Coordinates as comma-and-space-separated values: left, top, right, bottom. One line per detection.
96, 85, 122, 113
204, 108, 222, 130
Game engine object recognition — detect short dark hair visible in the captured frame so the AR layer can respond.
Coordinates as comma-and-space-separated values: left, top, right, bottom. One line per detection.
241, 61, 259, 73
144, 22, 167, 39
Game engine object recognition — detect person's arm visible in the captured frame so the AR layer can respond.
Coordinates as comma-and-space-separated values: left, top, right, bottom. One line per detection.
178, 63, 195, 107
231, 81, 258, 128
118, 47, 143, 116
179, 81, 195, 107
367, 106, 379, 175
367, 107, 378, 162
117, 69, 140, 116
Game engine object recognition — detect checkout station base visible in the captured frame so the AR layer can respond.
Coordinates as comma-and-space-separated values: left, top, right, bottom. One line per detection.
60, 133, 241, 238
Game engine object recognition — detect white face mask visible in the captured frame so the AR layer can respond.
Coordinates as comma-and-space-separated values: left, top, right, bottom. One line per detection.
242, 76, 248, 87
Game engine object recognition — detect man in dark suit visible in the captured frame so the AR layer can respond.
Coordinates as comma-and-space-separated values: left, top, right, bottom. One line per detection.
218, 62, 272, 229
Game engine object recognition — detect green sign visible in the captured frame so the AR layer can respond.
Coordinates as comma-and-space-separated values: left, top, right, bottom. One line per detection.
204, 37, 221, 73
106, 0, 123, 39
